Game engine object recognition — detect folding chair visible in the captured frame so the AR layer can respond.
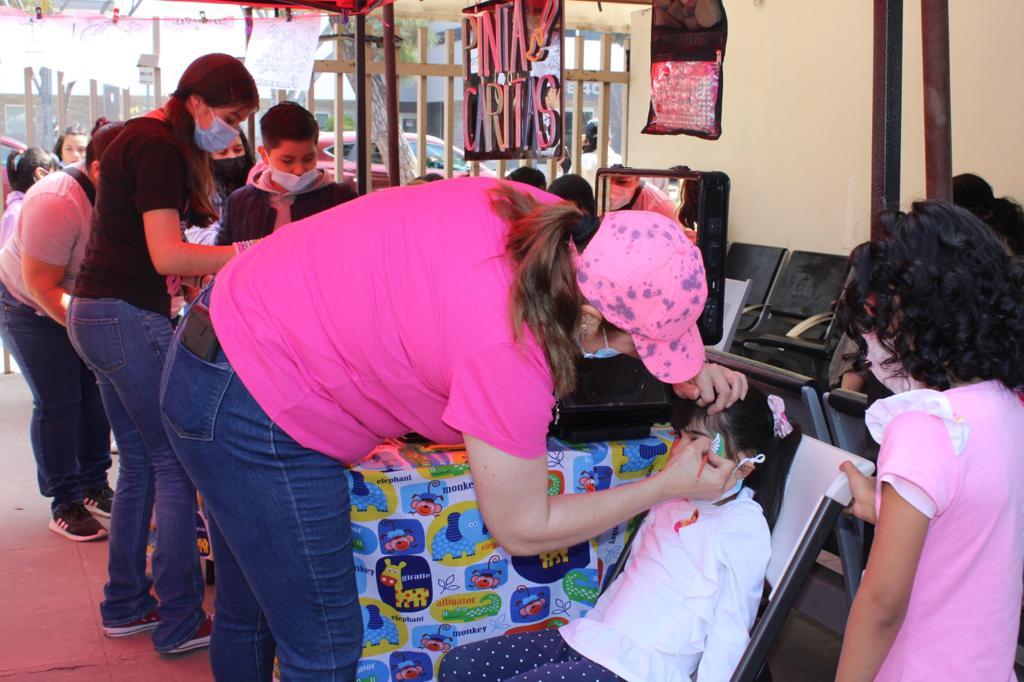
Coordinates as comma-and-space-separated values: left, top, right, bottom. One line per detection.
731, 438, 874, 682
823, 389, 877, 602
735, 250, 849, 382
724, 243, 788, 332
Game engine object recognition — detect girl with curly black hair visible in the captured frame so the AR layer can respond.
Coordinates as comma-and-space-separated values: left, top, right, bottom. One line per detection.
835, 201, 1024, 682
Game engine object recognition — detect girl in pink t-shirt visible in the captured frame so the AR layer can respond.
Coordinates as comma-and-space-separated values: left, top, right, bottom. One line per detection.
836, 201, 1024, 682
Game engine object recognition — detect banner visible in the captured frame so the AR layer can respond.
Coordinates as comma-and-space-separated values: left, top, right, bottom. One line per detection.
0, 13, 77, 73
159, 17, 247, 92
245, 16, 321, 91
71, 16, 153, 89
461, 0, 564, 162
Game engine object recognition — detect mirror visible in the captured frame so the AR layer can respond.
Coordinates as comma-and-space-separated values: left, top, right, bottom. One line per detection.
594, 165, 729, 345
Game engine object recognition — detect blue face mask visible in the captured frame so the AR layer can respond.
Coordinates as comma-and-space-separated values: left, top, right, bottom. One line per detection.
719, 479, 744, 500
270, 167, 321, 194
716, 453, 765, 502
579, 329, 622, 360
193, 106, 238, 153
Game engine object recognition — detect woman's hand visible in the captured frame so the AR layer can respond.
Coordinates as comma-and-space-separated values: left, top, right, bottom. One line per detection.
655, 435, 733, 501
840, 461, 878, 524
673, 363, 748, 415
466, 433, 726, 556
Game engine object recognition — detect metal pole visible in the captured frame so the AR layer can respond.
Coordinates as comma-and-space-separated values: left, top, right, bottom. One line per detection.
355, 13, 369, 195
57, 71, 68, 131
870, 0, 903, 239
242, 7, 255, 147
89, 80, 99, 124
153, 19, 163, 105
23, 68, 35, 147
333, 20, 345, 184
921, 0, 952, 201
383, 3, 400, 187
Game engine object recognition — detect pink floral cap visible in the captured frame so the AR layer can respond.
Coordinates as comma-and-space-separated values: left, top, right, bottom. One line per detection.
572, 209, 707, 383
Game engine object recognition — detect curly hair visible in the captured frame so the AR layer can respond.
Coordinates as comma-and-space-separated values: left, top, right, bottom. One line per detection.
838, 201, 1024, 391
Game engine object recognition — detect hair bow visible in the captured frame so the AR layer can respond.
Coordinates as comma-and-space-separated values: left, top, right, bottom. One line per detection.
767, 395, 794, 439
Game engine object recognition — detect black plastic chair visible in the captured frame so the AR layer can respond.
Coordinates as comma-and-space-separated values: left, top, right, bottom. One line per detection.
725, 243, 788, 332
824, 389, 874, 461
734, 250, 850, 382
823, 388, 877, 602
706, 350, 830, 442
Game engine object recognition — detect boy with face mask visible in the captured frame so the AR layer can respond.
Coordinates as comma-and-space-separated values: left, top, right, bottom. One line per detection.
216, 102, 356, 245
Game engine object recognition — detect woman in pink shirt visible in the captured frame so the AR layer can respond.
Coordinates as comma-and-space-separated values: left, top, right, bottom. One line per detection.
836, 202, 1024, 681
160, 177, 747, 680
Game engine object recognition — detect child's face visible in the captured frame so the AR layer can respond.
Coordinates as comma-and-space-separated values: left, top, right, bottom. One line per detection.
259, 138, 318, 176
212, 136, 246, 160
608, 176, 640, 209
864, 332, 927, 394
673, 416, 756, 480
675, 419, 734, 461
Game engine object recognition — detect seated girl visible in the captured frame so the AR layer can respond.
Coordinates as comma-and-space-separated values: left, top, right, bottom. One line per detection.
439, 386, 801, 682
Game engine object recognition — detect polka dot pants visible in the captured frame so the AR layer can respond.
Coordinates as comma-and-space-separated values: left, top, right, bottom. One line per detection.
438, 630, 625, 681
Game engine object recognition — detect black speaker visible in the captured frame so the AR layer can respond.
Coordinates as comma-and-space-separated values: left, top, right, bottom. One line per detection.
550, 355, 674, 442
695, 170, 730, 346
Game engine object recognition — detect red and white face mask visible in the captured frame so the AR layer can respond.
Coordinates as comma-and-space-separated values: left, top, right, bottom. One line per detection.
864, 332, 927, 394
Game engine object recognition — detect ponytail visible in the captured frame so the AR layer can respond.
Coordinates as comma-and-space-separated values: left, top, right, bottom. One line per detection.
744, 424, 801, 531
489, 183, 586, 397
6, 147, 59, 193
4, 152, 17, 186
164, 96, 217, 226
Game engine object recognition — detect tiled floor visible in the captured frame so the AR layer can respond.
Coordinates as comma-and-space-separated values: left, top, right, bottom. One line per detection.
0, 373, 214, 681
0, 372, 850, 681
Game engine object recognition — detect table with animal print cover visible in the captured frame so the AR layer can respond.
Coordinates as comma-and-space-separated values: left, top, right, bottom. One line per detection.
332, 428, 675, 682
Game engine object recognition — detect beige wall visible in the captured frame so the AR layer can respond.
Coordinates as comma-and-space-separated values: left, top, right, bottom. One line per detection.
626, 1, 1024, 255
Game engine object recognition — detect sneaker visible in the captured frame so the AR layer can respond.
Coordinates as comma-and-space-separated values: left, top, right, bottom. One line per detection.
163, 614, 213, 654
48, 504, 108, 542
83, 485, 114, 518
103, 608, 161, 637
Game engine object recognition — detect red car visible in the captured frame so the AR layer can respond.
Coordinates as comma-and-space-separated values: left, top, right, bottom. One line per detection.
1, 136, 28, 198
317, 131, 494, 190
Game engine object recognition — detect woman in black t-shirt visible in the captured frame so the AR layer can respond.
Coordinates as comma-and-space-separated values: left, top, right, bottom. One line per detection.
68, 54, 258, 655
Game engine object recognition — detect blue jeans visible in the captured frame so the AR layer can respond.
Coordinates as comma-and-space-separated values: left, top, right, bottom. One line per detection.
160, 290, 362, 681
67, 296, 205, 651
0, 284, 110, 510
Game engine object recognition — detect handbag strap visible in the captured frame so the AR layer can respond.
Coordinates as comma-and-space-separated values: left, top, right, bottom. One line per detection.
63, 166, 96, 206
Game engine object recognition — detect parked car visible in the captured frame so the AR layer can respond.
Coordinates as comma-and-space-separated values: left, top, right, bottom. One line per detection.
1, 136, 28, 198
317, 132, 495, 190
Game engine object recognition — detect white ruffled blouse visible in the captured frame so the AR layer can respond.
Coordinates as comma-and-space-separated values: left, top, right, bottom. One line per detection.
559, 489, 771, 682
865, 388, 970, 518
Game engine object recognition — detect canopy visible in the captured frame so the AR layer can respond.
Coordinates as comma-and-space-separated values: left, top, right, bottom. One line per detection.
162, 0, 393, 14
